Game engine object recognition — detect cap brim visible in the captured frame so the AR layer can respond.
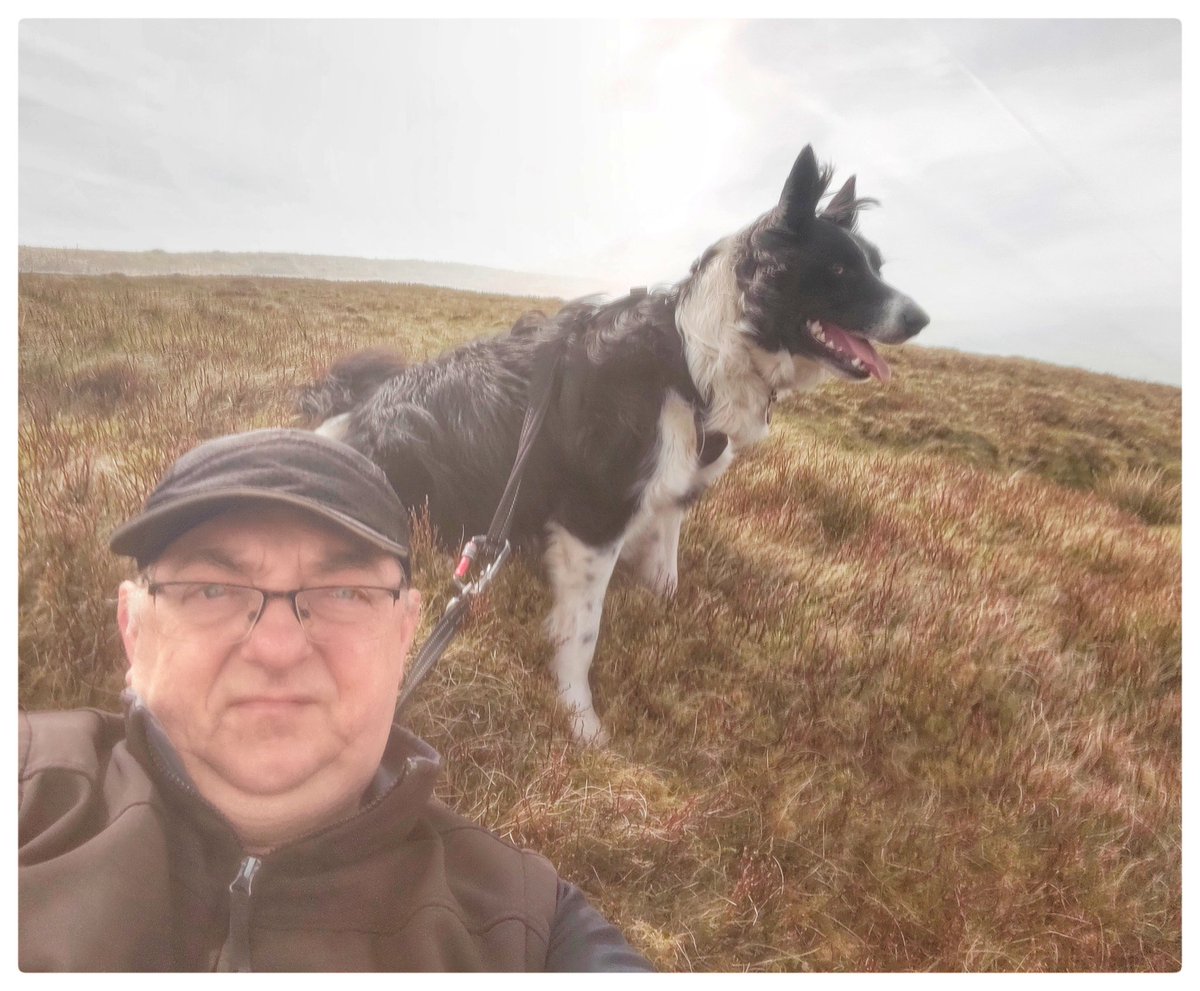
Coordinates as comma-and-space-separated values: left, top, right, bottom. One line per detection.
109, 488, 411, 570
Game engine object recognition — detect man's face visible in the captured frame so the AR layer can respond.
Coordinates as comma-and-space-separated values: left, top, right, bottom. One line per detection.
118, 504, 421, 843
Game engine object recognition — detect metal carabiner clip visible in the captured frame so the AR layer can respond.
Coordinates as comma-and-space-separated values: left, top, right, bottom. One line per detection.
452, 536, 512, 597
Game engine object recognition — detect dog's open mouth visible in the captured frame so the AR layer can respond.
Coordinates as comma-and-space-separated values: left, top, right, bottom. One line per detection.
803, 319, 891, 382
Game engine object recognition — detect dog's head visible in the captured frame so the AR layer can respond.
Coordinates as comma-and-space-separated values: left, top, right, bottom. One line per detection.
736, 146, 929, 383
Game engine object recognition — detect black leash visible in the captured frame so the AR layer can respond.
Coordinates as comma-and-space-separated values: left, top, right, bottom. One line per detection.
396, 335, 566, 714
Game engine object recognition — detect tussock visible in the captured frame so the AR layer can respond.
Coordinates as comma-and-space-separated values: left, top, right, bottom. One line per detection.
18, 273, 1180, 971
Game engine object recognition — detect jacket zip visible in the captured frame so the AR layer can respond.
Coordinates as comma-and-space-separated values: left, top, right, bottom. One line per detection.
139, 736, 259, 971
223, 856, 262, 972
213, 774, 411, 972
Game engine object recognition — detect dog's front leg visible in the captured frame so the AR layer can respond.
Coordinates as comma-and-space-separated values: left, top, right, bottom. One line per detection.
620, 506, 683, 598
543, 523, 622, 745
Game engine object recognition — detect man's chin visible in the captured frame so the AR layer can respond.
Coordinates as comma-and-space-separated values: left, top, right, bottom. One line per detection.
209, 745, 336, 800
207, 714, 337, 797
192, 742, 360, 849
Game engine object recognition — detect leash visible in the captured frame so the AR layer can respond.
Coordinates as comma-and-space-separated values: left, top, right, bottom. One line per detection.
396, 334, 567, 714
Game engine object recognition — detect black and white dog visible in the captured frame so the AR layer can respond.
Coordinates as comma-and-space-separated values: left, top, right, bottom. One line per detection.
300, 146, 928, 743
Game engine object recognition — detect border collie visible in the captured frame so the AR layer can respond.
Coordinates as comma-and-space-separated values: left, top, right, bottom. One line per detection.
299, 146, 928, 743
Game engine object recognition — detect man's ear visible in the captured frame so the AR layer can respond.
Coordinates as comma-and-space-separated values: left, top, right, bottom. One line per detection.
117, 580, 145, 665
395, 588, 422, 655
403, 588, 422, 628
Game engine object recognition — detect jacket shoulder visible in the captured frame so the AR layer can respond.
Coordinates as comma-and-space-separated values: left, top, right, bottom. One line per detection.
422, 799, 561, 968
18, 709, 174, 971
420, 801, 651, 972
19, 708, 160, 863
19, 708, 124, 782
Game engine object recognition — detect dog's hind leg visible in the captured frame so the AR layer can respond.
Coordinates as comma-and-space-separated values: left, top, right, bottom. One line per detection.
543, 523, 622, 745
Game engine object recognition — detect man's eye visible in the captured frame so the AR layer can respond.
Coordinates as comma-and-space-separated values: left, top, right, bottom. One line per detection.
166, 583, 234, 605
329, 586, 367, 602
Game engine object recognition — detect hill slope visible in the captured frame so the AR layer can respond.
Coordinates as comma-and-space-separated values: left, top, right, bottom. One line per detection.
19, 244, 605, 299
18, 273, 1180, 971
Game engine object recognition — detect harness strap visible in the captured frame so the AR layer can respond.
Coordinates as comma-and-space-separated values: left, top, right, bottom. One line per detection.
690, 387, 776, 466
693, 407, 729, 468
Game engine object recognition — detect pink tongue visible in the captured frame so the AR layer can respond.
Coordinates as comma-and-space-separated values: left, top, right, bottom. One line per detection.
822, 324, 892, 382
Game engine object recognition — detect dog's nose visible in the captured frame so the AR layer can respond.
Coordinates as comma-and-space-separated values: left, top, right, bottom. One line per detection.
902, 302, 929, 338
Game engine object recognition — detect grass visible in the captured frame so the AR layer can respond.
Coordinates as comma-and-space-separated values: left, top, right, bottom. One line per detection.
17, 272, 1180, 971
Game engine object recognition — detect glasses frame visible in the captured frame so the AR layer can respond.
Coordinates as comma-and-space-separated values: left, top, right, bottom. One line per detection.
145, 580, 405, 645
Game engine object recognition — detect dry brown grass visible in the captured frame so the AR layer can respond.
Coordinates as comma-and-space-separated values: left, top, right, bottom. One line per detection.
18, 273, 1180, 971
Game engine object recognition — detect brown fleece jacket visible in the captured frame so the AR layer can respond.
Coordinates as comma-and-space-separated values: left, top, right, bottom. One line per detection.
19, 705, 577, 971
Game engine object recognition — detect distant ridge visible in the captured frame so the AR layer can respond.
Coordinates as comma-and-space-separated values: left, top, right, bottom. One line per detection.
18, 245, 607, 300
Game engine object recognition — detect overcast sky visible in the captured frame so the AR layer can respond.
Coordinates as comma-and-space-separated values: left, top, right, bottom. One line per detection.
18, 18, 1181, 384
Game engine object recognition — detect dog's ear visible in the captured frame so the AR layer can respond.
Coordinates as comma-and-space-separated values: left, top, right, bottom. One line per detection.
821, 175, 858, 229
778, 145, 824, 230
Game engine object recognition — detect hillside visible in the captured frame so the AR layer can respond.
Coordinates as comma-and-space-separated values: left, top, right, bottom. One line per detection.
17, 273, 1180, 971
18, 245, 604, 300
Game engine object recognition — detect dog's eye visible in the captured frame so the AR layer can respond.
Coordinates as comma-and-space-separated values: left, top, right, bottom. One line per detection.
830, 263, 845, 277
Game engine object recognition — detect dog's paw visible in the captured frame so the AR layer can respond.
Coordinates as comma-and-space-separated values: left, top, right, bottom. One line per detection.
568, 707, 611, 747
627, 558, 677, 598
646, 569, 678, 599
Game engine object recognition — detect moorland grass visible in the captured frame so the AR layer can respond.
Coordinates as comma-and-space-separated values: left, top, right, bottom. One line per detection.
17, 273, 1180, 971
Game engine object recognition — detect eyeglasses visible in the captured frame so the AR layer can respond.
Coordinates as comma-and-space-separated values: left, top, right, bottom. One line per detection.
146, 581, 404, 646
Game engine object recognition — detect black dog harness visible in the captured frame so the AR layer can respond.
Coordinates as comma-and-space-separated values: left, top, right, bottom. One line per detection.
693, 409, 728, 468
690, 390, 775, 468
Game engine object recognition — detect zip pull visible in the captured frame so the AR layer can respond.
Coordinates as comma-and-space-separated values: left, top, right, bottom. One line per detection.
222, 855, 262, 972
231, 854, 262, 896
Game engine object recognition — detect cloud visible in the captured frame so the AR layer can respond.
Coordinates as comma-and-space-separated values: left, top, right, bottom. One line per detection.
17, 18, 1181, 383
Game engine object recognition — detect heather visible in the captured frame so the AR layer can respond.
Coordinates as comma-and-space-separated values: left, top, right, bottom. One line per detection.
18, 273, 1180, 971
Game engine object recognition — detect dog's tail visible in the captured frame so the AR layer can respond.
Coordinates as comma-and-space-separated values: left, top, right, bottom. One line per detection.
295, 348, 471, 531
295, 347, 410, 425
509, 309, 551, 337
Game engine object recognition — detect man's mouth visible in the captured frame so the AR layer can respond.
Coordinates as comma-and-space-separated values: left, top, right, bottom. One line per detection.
803, 319, 891, 382
231, 696, 315, 713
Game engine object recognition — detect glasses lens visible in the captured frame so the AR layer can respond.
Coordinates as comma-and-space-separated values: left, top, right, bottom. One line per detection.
295, 586, 396, 643
152, 583, 263, 643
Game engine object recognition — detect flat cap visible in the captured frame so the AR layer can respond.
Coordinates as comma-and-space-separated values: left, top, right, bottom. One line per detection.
109, 428, 409, 575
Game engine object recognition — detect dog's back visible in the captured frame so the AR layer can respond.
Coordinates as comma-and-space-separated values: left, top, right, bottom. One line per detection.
299, 293, 699, 547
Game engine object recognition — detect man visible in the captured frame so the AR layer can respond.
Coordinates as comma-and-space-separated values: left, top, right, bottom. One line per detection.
19, 428, 652, 972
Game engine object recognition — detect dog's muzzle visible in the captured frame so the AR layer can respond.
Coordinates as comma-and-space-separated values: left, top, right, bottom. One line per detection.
871, 296, 930, 345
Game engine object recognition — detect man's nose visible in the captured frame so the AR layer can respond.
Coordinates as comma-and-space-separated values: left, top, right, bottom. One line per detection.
243, 596, 310, 664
